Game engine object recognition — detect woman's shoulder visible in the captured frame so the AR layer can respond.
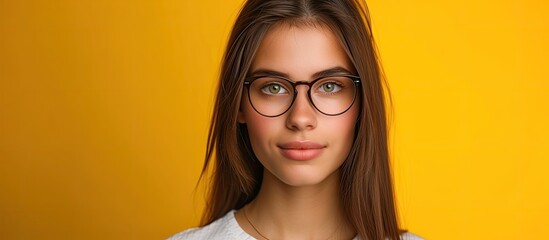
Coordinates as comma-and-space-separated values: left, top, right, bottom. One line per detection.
400, 231, 424, 240
166, 210, 254, 240
354, 232, 424, 240
166, 210, 423, 240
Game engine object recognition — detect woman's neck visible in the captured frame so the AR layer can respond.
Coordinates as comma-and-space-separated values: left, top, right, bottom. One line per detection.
235, 170, 356, 240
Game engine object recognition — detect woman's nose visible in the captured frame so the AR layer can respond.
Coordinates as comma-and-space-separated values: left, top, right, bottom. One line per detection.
285, 85, 317, 131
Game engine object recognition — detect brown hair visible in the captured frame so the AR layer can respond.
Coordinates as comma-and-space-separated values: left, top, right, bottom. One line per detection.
200, 0, 402, 239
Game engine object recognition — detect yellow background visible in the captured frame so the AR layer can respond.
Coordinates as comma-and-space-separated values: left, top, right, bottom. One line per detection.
1, 0, 547, 239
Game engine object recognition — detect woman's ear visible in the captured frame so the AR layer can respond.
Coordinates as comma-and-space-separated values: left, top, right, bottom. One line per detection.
238, 90, 247, 123
238, 109, 246, 124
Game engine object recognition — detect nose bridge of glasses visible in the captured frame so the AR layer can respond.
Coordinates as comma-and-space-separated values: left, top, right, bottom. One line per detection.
293, 81, 313, 94
289, 81, 316, 113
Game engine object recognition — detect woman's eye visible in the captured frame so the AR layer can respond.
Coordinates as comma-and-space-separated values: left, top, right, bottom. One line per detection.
261, 83, 288, 94
318, 82, 342, 93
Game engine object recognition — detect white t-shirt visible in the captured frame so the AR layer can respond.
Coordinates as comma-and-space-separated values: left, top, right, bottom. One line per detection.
167, 210, 424, 240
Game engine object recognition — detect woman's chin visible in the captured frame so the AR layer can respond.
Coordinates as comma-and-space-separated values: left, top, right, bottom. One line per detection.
267, 167, 339, 188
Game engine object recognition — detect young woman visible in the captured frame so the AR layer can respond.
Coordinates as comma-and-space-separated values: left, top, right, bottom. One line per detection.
170, 0, 422, 239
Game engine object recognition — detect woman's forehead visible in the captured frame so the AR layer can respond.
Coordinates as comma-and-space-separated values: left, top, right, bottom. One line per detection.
250, 23, 353, 80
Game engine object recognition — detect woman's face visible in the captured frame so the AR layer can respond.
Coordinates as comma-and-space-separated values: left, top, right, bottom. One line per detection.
238, 24, 359, 187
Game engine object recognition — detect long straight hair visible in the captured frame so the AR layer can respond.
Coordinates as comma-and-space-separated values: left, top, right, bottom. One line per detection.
199, 0, 401, 239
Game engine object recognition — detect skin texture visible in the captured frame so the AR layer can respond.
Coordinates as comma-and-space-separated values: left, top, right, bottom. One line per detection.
236, 23, 359, 239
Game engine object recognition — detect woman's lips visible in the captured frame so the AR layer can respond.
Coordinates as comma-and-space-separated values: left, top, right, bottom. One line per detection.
278, 141, 326, 161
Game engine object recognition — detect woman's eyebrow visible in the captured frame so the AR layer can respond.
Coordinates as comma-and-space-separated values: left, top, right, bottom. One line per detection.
312, 67, 353, 79
249, 66, 353, 79
249, 69, 289, 78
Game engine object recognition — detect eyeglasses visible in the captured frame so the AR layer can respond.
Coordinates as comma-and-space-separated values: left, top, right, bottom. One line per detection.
243, 75, 361, 117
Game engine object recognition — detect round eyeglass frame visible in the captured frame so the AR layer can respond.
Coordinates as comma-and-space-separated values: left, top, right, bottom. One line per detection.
243, 75, 361, 117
